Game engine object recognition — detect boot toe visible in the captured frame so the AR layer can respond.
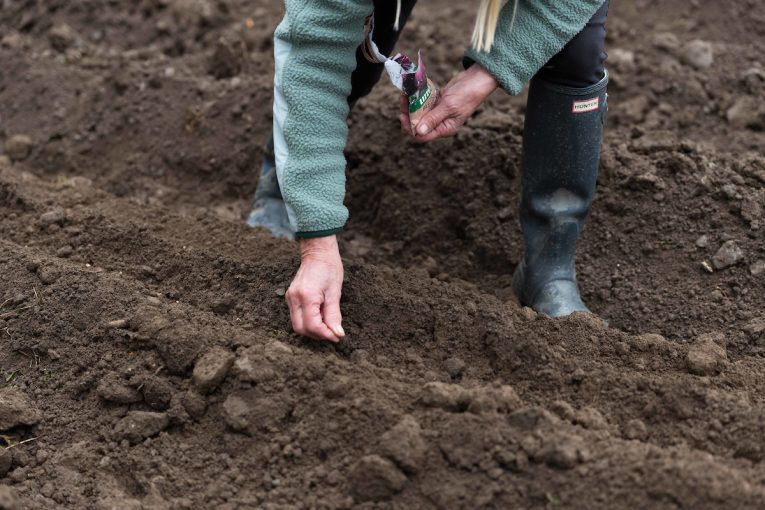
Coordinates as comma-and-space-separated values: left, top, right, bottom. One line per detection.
246, 198, 295, 240
529, 280, 590, 318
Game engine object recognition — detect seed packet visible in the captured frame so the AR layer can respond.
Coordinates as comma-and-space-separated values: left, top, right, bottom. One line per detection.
362, 19, 440, 135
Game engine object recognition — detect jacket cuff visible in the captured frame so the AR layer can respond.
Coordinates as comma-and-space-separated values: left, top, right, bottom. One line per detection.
295, 227, 343, 239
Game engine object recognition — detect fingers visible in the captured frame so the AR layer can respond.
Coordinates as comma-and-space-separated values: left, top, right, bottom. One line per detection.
286, 288, 340, 343
399, 95, 411, 135
322, 292, 345, 339
415, 118, 458, 143
414, 99, 452, 139
301, 299, 340, 342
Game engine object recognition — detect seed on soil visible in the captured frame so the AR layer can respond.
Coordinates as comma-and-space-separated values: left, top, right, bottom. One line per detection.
113, 411, 169, 444
191, 346, 235, 393
0, 388, 42, 431
711, 240, 744, 270
106, 318, 129, 329
686, 332, 728, 376
4, 135, 33, 162
348, 455, 407, 502
377, 415, 427, 474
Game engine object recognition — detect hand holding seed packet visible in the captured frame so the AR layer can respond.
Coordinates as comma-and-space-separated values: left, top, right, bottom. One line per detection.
362, 23, 440, 136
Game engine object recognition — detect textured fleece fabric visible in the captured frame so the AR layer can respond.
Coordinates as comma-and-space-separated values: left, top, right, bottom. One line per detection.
464, 0, 608, 94
275, 0, 607, 237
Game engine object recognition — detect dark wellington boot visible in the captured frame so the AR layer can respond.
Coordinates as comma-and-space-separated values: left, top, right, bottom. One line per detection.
246, 132, 295, 240
512, 72, 608, 317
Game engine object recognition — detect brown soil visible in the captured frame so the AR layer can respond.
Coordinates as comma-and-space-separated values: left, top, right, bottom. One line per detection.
0, 1, 764, 508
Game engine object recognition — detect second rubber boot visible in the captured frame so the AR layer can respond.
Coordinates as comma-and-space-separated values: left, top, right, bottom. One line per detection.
512, 73, 608, 317
246, 133, 295, 239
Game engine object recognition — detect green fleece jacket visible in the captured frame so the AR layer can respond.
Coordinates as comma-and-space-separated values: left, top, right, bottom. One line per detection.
274, 0, 607, 238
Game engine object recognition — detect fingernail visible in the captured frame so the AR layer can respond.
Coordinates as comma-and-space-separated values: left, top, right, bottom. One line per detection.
418, 123, 430, 135
333, 325, 345, 337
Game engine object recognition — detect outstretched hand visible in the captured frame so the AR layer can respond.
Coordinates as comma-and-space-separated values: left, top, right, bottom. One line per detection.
400, 63, 499, 142
286, 236, 345, 343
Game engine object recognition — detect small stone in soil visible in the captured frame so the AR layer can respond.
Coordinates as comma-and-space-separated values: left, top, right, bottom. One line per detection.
192, 346, 235, 393
0, 388, 42, 431
4, 135, 33, 162
695, 235, 709, 248
711, 240, 744, 270
750, 260, 765, 276
681, 39, 714, 69
348, 455, 407, 502
378, 415, 427, 474
113, 411, 169, 444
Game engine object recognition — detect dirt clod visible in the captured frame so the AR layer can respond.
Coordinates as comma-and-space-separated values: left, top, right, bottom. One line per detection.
48, 23, 78, 51
192, 346, 235, 393
0, 485, 19, 510
0, 1, 763, 508
0, 389, 41, 431
378, 415, 427, 474
686, 333, 728, 376
348, 454, 407, 502
0, 448, 12, 477
4, 135, 33, 162
113, 411, 169, 444
96, 373, 142, 404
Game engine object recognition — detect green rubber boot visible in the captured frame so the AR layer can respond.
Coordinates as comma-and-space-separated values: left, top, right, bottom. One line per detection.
512, 72, 608, 317
246, 133, 295, 240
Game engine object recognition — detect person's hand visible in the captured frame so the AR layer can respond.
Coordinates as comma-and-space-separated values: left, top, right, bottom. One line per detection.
285, 235, 346, 342
399, 63, 499, 142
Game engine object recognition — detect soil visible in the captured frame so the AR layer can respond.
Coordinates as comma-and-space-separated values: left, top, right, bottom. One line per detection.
0, 0, 764, 508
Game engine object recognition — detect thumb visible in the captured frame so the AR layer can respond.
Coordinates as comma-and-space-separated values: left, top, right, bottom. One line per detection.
416, 99, 451, 137
322, 294, 345, 338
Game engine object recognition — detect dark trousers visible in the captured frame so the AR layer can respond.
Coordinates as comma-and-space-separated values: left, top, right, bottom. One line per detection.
348, 0, 609, 104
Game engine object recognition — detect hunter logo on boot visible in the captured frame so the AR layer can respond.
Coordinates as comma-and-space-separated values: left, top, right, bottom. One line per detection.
572, 97, 599, 113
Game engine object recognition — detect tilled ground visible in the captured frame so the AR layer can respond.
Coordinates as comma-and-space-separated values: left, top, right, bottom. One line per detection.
0, 1, 764, 509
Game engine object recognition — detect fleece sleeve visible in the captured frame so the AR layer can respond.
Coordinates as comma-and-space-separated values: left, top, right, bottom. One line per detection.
273, 0, 373, 238
464, 0, 607, 95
